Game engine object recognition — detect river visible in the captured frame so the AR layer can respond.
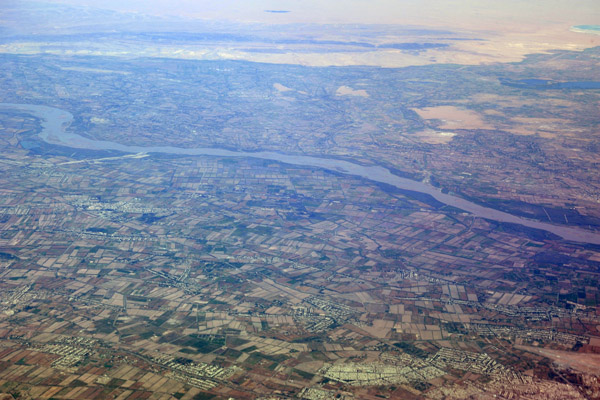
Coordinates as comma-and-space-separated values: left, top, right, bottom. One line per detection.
3, 102, 600, 245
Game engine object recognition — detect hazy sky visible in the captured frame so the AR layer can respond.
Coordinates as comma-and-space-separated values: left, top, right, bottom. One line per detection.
39, 0, 600, 27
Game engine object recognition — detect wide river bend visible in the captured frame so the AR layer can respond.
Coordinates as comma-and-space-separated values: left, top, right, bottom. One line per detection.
3, 103, 600, 245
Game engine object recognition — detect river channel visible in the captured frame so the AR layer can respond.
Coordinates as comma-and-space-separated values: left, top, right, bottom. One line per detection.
3, 102, 600, 245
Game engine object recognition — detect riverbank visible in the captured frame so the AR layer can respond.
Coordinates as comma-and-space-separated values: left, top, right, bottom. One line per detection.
3, 102, 600, 245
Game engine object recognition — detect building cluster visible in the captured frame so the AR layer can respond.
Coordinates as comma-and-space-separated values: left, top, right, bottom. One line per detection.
470, 323, 589, 346
319, 360, 445, 387
152, 354, 235, 390
298, 387, 353, 400
428, 348, 517, 379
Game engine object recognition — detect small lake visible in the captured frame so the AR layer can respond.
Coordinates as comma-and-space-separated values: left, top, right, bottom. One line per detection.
3, 102, 600, 245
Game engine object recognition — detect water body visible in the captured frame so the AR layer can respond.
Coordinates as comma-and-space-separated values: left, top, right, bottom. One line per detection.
500, 78, 600, 90
3, 102, 600, 245
571, 25, 600, 35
